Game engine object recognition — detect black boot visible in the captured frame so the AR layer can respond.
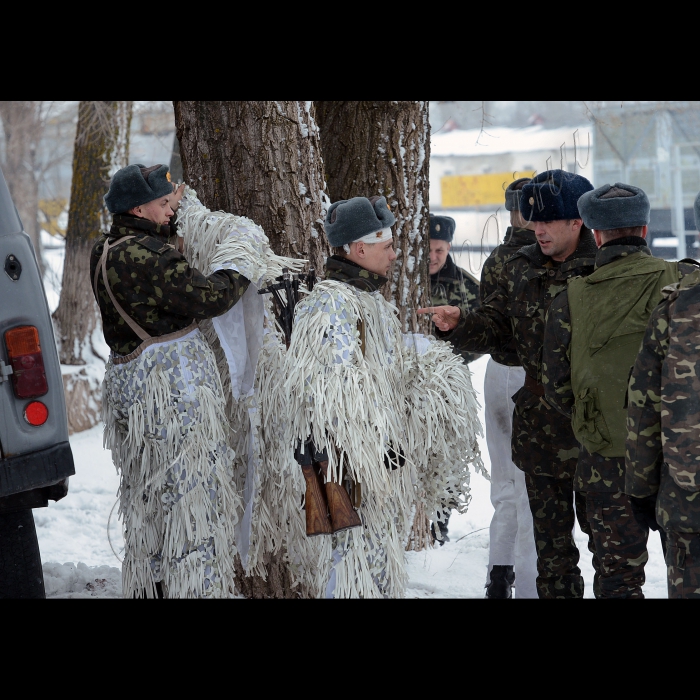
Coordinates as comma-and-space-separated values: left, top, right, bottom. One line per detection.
485, 565, 515, 599
430, 518, 450, 546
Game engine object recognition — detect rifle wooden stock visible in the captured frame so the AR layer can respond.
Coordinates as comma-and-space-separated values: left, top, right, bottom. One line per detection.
301, 464, 332, 536
317, 461, 362, 533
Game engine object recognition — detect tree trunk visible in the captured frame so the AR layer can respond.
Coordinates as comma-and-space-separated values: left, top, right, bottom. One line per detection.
315, 101, 431, 334
174, 100, 329, 273
174, 100, 329, 598
316, 102, 433, 551
0, 101, 45, 274
52, 101, 132, 434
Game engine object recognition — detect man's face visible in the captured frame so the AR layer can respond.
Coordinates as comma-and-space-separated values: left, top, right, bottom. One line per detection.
534, 219, 582, 261
131, 196, 174, 225
351, 237, 397, 277
429, 239, 450, 275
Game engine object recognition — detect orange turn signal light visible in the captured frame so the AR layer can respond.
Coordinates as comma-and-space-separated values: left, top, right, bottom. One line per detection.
6, 326, 41, 356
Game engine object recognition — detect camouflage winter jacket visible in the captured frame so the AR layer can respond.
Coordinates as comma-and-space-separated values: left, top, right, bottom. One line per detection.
626, 268, 700, 531
90, 214, 251, 355
431, 254, 481, 364
480, 226, 536, 366
438, 230, 598, 389
542, 238, 697, 492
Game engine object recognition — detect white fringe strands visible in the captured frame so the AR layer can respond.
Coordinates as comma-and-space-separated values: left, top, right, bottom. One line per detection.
102, 328, 242, 598
178, 187, 305, 283
283, 282, 485, 597
402, 336, 487, 540
177, 187, 327, 595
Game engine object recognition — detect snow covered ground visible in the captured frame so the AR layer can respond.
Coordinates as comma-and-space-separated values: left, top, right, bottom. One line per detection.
37, 352, 668, 599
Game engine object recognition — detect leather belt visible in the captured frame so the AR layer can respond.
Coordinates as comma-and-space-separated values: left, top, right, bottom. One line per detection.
524, 374, 545, 396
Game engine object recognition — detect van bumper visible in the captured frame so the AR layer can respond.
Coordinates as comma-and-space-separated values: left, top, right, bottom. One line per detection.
0, 441, 75, 498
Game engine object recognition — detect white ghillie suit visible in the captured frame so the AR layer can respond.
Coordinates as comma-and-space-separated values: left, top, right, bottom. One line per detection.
284, 269, 483, 598
177, 188, 328, 596
103, 323, 240, 598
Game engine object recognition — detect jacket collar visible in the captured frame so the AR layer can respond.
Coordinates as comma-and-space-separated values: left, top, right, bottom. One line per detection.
430, 253, 459, 283
595, 237, 649, 269
517, 229, 598, 269
324, 255, 388, 293
109, 214, 172, 240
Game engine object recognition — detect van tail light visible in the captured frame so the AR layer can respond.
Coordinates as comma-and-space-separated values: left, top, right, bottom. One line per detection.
25, 401, 49, 426
5, 326, 49, 399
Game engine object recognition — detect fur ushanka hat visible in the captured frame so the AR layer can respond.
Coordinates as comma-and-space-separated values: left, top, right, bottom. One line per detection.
105, 163, 173, 214
505, 177, 531, 212
519, 169, 593, 222
324, 196, 396, 247
429, 214, 456, 243
578, 183, 650, 231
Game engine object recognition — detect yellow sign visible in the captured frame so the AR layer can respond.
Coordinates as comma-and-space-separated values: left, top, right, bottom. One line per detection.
38, 199, 68, 238
441, 171, 536, 208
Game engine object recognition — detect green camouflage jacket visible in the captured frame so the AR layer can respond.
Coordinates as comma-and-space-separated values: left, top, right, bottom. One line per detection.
480, 226, 536, 366
90, 214, 251, 355
626, 268, 700, 531
542, 238, 697, 492
439, 230, 598, 386
431, 254, 481, 364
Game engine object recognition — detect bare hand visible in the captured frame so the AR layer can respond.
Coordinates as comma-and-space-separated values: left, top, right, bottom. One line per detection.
416, 305, 461, 332
169, 182, 186, 212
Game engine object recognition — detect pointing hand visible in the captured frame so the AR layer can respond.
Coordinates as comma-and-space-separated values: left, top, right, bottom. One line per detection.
416, 305, 461, 332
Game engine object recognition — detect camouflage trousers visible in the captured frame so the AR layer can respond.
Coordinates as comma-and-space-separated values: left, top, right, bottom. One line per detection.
513, 387, 595, 598
524, 473, 598, 598
584, 492, 663, 599
666, 531, 700, 598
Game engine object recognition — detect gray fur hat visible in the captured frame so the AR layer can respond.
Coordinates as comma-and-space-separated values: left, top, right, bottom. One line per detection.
429, 214, 456, 243
695, 191, 700, 231
578, 182, 650, 231
505, 177, 531, 212
324, 195, 396, 247
104, 163, 173, 214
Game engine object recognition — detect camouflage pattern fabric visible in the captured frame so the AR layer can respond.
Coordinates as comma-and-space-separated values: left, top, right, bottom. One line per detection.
90, 214, 251, 355
437, 231, 598, 599
584, 490, 657, 598
480, 226, 537, 366
430, 254, 481, 364
442, 230, 597, 385
544, 240, 697, 493
666, 531, 700, 598
626, 270, 700, 534
525, 473, 599, 598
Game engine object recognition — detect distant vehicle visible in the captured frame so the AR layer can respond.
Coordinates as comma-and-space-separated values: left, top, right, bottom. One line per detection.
0, 166, 74, 598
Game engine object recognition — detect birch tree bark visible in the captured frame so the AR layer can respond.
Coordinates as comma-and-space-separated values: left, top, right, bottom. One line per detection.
52, 101, 132, 433
315, 101, 431, 334
173, 100, 329, 598
316, 101, 433, 551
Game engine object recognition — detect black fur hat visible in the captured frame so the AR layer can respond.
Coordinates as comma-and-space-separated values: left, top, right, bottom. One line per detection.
429, 214, 456, 243
104, 163, 173, 214
505, 177, 531, 212
520, 169, 593, 222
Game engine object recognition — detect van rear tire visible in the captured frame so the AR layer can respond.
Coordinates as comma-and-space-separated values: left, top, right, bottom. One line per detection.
0, 509, 45, 599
